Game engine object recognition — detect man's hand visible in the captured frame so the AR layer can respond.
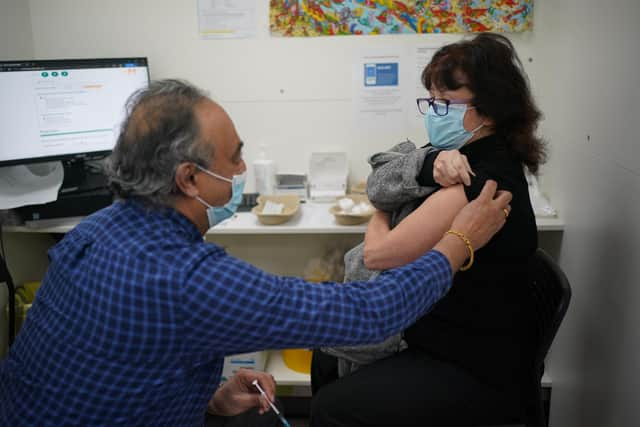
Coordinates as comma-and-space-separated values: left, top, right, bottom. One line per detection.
433, 150, 475, 187
208, 369, 277, 417
449, 180, 511, 249
433, 180, 511, 272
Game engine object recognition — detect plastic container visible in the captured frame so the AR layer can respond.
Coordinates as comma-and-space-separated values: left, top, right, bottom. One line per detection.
253, 144, 276, 196
221, 351, 269, 383
282, 348, 313, 374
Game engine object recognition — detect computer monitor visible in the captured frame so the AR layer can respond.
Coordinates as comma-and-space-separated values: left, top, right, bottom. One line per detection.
0, 58, 149, 169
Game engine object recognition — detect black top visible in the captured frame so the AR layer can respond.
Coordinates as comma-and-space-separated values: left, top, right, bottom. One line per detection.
406, 134, 538, 406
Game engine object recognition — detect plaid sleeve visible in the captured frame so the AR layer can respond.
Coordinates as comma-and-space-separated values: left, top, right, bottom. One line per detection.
179, 249, 452, 356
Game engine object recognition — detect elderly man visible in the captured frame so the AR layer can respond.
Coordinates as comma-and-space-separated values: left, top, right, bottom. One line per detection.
0, 79, 511, 426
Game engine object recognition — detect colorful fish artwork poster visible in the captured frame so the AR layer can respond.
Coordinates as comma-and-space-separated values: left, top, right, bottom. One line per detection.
270, 1, 533, 36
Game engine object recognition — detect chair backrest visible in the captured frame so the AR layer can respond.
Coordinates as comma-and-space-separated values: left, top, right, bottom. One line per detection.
524, 248, 572, 427
530, 248, 571, 374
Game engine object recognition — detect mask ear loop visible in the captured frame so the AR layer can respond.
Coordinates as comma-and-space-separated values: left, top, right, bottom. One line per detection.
195, 164, 233, 184
195, 196, 213, 209
464, 105, 486, 135
470, 122, 485, 133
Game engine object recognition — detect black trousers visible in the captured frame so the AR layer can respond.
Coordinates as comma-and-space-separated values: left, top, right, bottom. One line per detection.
205, 405, 281, 427
310, 348, 521, 427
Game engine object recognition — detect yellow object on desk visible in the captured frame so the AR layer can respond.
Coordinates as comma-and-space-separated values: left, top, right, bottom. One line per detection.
21, 281, 41, 303
282, 348, 313, 374
8, 281, 40, 335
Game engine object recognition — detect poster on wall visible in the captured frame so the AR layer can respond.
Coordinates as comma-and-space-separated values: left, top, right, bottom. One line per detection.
353, 48, 410, 129
270, 0, 533, 37
411, 46, 438, 119
198, 0, 257, 39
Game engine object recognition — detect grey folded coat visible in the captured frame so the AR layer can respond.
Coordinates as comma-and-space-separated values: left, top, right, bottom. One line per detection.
321, 140, 439, 377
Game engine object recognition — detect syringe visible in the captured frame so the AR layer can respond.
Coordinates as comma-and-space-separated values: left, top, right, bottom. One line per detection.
251, 379, 291, 427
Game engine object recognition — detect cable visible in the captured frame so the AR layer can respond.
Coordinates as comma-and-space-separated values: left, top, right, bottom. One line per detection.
0, 224, 16, 346
0, 221, 6, 258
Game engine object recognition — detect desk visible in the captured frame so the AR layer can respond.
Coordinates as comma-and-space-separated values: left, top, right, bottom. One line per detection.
3, 202, 564, 278
2, 202, 564, 384
3, 201, 565, 234
267, 348, 553, 388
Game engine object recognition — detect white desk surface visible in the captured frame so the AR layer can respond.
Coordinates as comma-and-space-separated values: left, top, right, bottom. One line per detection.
266, 349, 552, 387
4, 202, 564, 234
265, 350, 312, 387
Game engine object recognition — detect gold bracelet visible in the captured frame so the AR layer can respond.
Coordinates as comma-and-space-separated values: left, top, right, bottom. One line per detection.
445, 230, 474, 271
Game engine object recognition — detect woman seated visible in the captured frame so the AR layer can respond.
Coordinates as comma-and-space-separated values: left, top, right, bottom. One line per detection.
310, 33, 546, 427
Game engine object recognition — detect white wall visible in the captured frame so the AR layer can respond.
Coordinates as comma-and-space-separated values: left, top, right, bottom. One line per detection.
0, 0, 34, 357
5, 0, 640, 425
0, 0, 34, 60
530, 1, 640, 426
26, 0, 540, 190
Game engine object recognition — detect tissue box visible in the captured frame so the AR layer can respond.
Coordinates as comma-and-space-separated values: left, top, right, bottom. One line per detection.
309, 152, 348, 201
220, 351, 269, 382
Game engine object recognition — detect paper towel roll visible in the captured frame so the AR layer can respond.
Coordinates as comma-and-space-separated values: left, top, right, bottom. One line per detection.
0, 161, 64, 209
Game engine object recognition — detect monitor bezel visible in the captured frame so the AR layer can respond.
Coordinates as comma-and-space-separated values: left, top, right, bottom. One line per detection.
0, 57, 149, 167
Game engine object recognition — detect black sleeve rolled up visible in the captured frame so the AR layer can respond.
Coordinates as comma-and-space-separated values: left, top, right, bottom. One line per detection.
416, 149, 440, 187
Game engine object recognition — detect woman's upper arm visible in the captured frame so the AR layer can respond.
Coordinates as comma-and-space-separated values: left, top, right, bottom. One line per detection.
363, 185, 468, 270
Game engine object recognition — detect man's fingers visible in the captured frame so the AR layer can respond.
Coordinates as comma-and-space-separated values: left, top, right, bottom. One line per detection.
476, 180, 498, 202
259, 395, 271, 413
494, 189, 513, 206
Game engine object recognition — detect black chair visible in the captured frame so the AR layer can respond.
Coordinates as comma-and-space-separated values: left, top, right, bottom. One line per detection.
484, 248, 572, 427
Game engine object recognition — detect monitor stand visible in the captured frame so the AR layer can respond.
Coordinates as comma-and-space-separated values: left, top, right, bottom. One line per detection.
16, 158, 113, 222
58, 157, 109, 195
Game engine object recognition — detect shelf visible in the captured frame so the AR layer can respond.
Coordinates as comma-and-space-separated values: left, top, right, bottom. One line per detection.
534, 216, 565, 231
3, 216, 83, 234
209, 202, 367, 234
541, 371, 552, 387
3, 203, 564, 234
265, 349, 552, 388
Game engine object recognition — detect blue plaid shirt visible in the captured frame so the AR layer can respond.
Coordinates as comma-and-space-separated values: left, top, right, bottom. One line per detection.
0, 199, 452, 426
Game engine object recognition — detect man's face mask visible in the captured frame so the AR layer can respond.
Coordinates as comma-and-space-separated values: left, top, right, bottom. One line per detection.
194, 165, 246, 228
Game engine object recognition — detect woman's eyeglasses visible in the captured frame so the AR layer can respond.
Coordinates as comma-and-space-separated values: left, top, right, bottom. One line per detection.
416, 97, 473, 116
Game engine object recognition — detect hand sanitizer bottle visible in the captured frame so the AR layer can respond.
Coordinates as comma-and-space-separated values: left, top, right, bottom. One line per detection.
253, 144, 276, 196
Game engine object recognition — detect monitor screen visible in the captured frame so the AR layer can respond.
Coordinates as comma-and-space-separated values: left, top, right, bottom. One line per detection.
0, 58, 149, 167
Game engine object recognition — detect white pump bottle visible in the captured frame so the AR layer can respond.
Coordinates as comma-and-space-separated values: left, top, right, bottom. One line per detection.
253, 144, 276, 196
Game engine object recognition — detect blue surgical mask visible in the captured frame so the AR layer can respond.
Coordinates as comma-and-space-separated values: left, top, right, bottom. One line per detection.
425, 104, 484, 150
194, 165, 246, 228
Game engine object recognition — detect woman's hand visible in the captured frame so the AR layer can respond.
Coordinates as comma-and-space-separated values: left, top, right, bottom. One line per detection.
433, 150, 475, 187
207, 369, 277, 417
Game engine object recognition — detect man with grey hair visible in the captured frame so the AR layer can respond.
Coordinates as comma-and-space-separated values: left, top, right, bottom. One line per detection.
0, 79, 512, 426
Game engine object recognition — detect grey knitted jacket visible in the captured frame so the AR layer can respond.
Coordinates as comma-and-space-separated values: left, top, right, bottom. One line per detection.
321, 140, 439, 377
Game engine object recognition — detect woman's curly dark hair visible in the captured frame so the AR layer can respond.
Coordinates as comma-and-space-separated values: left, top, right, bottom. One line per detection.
422, 33, 546, 174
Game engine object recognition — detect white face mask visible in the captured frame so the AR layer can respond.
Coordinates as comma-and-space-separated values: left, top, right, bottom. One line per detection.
194, 165, 246, 227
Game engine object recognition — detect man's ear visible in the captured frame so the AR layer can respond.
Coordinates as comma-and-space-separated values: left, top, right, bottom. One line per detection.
175, 163, 199, 198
